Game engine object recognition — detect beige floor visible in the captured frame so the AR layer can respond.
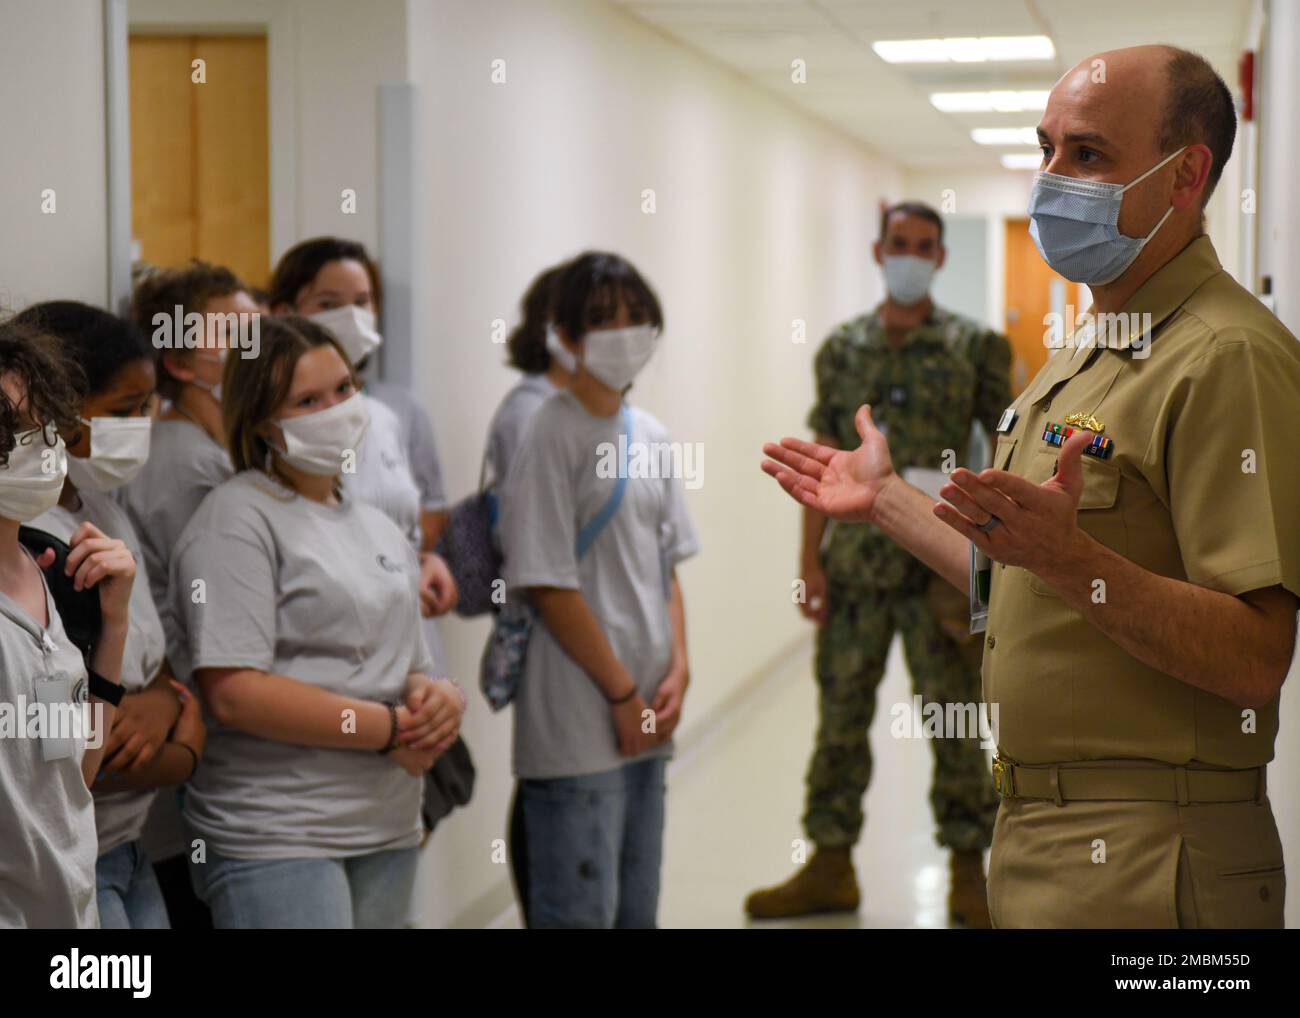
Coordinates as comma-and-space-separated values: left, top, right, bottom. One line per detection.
491, 633, 981, 928
659, 633, 966, 929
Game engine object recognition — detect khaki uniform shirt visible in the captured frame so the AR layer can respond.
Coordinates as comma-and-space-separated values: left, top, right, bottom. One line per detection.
984, 235, 1300, 768
808, 306, 1011, 592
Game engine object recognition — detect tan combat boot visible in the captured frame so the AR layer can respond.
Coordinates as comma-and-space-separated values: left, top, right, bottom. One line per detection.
744, 846, 860, 919
949, 850, 991, 928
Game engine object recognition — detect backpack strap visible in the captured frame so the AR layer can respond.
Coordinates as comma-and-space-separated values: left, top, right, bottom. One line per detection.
575, 403, 632, 560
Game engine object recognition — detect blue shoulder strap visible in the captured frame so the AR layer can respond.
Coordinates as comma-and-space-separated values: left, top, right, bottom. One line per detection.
575, 403, 632, 560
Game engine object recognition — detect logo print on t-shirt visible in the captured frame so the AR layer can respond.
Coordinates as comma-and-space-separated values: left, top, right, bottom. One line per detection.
376, 554, 404, 574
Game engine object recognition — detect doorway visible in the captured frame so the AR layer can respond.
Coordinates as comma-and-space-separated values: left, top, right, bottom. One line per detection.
128, 33, 270, 288
1003, 218, 1080, 393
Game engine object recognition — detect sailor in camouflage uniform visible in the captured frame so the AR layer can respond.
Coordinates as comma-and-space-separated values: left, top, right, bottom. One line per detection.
746, 203, 1012, 925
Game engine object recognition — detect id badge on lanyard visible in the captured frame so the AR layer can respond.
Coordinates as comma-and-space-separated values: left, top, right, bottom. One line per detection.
969, 544, 991, 634
32, 669, 87, 762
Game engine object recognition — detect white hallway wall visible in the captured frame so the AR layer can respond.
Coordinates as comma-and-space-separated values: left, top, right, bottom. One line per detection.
403, 0, 902, 925
0, 0, 107, 309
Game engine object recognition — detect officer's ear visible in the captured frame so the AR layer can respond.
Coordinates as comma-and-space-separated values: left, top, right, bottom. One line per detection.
871, 239, 884, 267
934, 244, 947, 272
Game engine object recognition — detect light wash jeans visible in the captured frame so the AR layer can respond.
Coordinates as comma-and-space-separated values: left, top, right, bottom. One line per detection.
96, 840, 170, 929
517, 756, 668, 929
189, 845, 419, 929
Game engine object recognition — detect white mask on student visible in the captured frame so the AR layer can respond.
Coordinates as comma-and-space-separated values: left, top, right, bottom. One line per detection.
581, 324, 659, 391
66, 416, 152, 492
271, 391, 370, 476
0, 427, 68, 522
545, 323, 577, 373
308, 305, 383, 366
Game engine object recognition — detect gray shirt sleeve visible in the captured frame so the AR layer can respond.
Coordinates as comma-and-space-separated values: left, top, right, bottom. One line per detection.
501, 418, 579, 592
405, 399, 448, 511
176, 523, 278, 674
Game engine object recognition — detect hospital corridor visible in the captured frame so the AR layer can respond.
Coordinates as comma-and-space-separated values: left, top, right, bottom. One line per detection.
3, 0, 1300, 997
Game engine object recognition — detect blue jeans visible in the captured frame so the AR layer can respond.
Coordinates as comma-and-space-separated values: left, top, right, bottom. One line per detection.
518, 756, 668, 929
189, 846, 419, 929
96, 841, 170, 929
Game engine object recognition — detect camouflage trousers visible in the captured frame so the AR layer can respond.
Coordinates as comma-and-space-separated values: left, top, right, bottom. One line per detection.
803, 577, 996, 852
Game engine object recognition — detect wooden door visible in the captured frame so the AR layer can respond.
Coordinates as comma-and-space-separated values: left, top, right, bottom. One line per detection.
129, 34, 269, 287
1003, 218, 1079, 394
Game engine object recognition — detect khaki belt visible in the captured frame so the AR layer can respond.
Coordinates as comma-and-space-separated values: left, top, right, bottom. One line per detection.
992, 755, 1266, 806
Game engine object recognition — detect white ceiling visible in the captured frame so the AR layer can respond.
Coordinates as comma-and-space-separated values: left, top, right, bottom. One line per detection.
608, 0, 1250, 169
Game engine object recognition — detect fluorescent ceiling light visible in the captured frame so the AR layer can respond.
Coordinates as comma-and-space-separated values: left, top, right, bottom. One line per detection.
972, 127, 1040, 146
1001, 153, 1043, 169
930, 90, 1050, 113
873, 35, 1054, 64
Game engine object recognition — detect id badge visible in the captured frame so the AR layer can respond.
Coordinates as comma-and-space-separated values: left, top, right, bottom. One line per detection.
969, 544, 991, 634
32, 671, 85, 762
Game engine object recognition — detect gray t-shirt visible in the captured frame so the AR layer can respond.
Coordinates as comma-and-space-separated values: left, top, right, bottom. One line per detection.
346, 394, 423, 550
500, 391, 699, 779
172, 470, 433, 858
487, 373, 558, 485
369, 379, 448, 511
0, 568, 97, 928
119, 418, 232, 681
347, 392, 446, 670
32, 491, 166, 856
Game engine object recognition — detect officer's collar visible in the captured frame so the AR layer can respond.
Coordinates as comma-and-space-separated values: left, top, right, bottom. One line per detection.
1060, 234, 1223, 365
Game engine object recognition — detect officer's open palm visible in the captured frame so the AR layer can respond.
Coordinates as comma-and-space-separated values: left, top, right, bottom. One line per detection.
762, 405, 894, 524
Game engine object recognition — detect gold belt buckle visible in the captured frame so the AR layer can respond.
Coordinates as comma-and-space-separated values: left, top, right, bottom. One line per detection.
992, 753, 1017, 798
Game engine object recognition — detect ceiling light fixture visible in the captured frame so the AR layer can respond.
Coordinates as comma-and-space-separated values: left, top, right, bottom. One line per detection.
872, 36, 1054, 64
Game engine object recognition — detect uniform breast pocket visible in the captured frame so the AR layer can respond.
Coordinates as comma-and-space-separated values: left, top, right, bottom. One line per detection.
1025, 448, 1124, 597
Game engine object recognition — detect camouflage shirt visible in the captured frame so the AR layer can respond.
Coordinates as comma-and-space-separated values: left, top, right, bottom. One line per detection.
807, 305, 1012, 592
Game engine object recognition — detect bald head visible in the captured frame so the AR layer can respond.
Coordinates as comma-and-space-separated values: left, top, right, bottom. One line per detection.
1042, 45, 1235, 207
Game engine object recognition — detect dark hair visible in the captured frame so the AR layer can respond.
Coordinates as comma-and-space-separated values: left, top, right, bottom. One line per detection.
1160, 48, 1236, 206
507, 261, 572, 373
0, 318, 85, 467
222, 314, 355, 474
131, 260, 248, 400
879, 202, 944, 245
552, 252, 663, 345
13, 301, 151, 397
268, 237, 384, 314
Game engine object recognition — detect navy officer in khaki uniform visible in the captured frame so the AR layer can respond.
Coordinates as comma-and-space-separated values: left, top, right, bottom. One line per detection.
762, 44, 1299, 927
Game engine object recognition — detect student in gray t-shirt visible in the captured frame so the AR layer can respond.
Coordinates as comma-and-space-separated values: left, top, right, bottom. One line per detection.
267, 237, 459, 667
19, 301, 209, 929
0, 320, 134, 929
484, 260, 575, 920
121, 263, 252, 924
500, 253, 698, 929
172, 316, 465, 929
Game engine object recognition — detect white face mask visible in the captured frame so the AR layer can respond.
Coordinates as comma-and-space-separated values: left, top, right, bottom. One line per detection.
308, 305, 383, 366
193, 353, 225, 404
0, 427, 68, 523
544, 323, 577, 373
581, 324, 659, 391
66, 416, 152, 492
271, 391, 370, 476
882, 254, 936, 305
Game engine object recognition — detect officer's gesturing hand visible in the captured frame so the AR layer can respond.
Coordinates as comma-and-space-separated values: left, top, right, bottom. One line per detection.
934, 428, 1092, 572
762, 405, 894, 523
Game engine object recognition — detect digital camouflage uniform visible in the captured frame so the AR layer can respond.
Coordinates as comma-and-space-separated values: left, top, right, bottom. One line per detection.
804, 306, 1012, 852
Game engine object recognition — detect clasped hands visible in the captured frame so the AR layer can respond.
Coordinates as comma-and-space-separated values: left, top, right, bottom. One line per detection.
387, 672, 466, 776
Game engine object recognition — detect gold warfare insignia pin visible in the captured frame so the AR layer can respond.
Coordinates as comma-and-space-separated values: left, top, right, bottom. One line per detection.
1063, 412, 1105, 433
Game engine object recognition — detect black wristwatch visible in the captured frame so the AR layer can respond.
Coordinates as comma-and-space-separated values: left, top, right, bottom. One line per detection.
88, 670, 125, 707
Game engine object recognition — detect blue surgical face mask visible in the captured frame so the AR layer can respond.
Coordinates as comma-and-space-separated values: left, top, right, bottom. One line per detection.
1028, 146, 1186, 286
881, 254, 936, 305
